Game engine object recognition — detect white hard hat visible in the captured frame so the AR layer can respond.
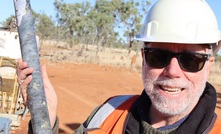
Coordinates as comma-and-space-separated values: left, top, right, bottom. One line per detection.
136, 0, 221, 53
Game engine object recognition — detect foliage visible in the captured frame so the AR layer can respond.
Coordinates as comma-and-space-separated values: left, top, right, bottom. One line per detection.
34, 13, 57, 40
54, 0, 150, 50
54, 0, 92, 48
0, 15, 15, 29
0, 11, 56, 41
1, 0, 151, 53
214, 53, 221, 62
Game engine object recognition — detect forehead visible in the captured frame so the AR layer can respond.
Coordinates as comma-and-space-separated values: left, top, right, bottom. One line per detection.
145, 42, 210, 52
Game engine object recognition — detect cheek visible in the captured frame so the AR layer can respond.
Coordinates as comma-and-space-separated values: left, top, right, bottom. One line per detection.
142, 63, 153, 80
142, 63, 152, 85
184, 70, 207, 91
142, 63, 163, 83
142, 61, 164, 74
142, 64, 157, 94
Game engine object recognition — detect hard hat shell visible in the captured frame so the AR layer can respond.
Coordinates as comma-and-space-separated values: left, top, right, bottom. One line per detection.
136, 0, 221, 53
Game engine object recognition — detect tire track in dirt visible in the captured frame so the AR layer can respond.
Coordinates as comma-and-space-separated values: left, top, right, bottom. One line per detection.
58, 86, 98, 108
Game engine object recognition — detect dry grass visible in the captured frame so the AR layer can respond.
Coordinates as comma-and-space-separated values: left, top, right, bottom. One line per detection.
40, 41, 143, 72
208, 61, 221, 86
40, 40, 220, 86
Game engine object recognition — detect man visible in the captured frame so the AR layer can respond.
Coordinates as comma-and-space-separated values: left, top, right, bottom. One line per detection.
17, 0, 221, 133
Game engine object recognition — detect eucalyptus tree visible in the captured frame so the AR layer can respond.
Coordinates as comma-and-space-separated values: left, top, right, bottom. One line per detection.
53, 0, 150, 53
87, 0, 117, 55
0, 15, 16, 30
32, 13, 56, 50
113, 0, 150, 54
54, 0, 92, 48
215, 54, 221, 62
35, 13, 56, 39
89, 0, 150, 54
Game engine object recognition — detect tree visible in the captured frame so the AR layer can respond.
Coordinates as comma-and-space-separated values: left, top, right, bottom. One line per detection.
35, 13, 56, 39
53, 0, 151, 53
87, 0, 116, 55
0, 15, 17, 31
32, 12, 56, 51
1, 0, 151, 54
87, 0, 151, 54
113, 0, 150, 54
214, 53, 221, 62
54, 0, 92, 48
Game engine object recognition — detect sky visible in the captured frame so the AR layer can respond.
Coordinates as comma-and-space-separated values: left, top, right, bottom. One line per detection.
0, 0, 221, 54
0, 0, 220, 29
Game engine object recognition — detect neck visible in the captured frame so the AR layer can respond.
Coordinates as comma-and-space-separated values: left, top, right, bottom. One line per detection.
149, 104, 195, 129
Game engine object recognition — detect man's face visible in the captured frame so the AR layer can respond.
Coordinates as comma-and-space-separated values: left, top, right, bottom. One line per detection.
142, 42, 214, 116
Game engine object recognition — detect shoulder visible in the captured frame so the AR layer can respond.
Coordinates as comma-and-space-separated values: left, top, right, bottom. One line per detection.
74, 95, 139, 133
81, 95, 139, 127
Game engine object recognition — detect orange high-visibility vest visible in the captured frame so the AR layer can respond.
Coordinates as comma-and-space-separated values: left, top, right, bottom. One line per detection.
209, 117, 221, 134
86, 95, 221, 134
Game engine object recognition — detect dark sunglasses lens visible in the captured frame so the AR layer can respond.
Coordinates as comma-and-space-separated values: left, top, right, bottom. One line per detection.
145, 49, 171, 68
179, 53, 207, 72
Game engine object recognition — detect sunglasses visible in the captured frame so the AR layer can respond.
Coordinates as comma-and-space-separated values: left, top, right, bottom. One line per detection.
142, 48, 210, 72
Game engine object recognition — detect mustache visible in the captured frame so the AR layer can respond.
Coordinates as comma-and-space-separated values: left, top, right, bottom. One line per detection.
153, 77, 190, 88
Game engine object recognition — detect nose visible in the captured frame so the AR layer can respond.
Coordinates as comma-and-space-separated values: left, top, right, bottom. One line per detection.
163, 57, 183, 78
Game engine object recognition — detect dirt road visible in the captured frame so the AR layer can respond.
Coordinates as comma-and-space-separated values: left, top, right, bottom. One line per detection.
12, 59, 221, 134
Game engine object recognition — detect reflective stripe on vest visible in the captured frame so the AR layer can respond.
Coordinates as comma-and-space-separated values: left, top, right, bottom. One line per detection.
87, 95, 139, 134
86, 95, 221, 134
87, 95, 135, 129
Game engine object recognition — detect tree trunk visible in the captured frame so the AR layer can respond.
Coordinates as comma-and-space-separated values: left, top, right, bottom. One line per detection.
96, 36, 104, 56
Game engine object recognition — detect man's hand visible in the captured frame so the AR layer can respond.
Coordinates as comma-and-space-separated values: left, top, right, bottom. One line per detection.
17, 58, 58, 128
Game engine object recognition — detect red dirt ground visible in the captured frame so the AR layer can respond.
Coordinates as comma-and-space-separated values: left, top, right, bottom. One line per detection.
12, 59, 221, 134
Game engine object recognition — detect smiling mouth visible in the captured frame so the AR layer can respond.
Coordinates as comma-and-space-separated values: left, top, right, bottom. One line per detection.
159, 85, 184, 94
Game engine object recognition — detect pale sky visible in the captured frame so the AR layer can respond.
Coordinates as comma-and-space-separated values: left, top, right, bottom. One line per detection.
0, 0, 220, 54
0, 0, 220, 29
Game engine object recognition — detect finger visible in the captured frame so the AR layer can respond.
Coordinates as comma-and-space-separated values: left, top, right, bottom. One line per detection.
41, 65, 55, 94
41, 65, 48, 81
17, 58, 27, 75
41, 65, 51, 88
41, 65, 58, 128
41, 65, 57, 106
20, 75, 33, 103
17, 58, 23, 65
18, 67, 34, 82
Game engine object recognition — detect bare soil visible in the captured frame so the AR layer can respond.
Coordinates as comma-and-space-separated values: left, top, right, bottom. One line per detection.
12, 59, 221, 134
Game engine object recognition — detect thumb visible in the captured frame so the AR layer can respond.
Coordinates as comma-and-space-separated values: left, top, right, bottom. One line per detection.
40, 65, 54, 92
40, 64, 57, 108
41, 65, 49, 81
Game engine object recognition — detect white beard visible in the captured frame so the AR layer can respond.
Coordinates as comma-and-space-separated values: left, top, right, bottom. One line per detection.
142, 68, 206, 116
